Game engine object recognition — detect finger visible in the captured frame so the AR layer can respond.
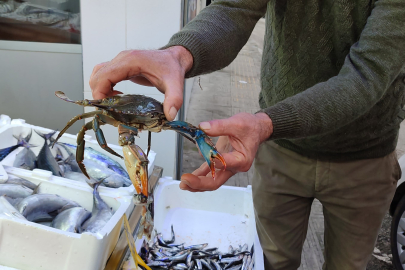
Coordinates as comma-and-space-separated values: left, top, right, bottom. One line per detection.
199, 117, 241, 137
91, 62, 107, 79
162, 75, 184, 121
179, 181, 204, 192
192, 162, 211, 176
181, 170, 235, 191
129, 76, 154, 87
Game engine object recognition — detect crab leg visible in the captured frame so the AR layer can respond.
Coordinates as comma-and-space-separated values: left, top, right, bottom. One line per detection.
92, 115, 123, 159
53, 110, 103, 146
163, 121, 226, 179
76, 121, 94, 178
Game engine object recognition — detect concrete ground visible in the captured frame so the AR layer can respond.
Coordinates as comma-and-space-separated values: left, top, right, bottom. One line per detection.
182, 18, 404, 270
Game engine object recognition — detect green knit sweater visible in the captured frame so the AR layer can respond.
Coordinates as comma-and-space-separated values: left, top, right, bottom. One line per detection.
164, 0, 405, 161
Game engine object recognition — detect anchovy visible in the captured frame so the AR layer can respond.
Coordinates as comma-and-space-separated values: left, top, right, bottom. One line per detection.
186, 251, 193, 267
82, 159, 131, 188
59, 143, 130, 178
220, 255, 244, 264
35, 131, 64, 177
226, 265, 243, 270
82, 181, 113, 233
51, 207, 91, 233
184, 243, 208, 251
147, 261, 169, 267
164, 224, 176, 244
211, 259, 222, 270
196, 259, 203, 270
2, 176, 37, 190
228, 245, 234, 254
156, 250, 190, 262
17, 194, 81, 222
201, 259, 214, 270
0, 184, 33, 198
0, 196, 26, 220
243, 255, 251, 270
173, 263, 188, 270
241, 244, 248, 252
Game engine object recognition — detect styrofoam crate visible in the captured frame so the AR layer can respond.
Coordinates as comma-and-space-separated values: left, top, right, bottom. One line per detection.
0, 169, 132, 270
136, 177, 264, 270
0, 116, 156, 196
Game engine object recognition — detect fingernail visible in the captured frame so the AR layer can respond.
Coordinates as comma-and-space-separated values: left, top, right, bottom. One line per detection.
179, 179, 190, 190
199, 122, 211, 131
169, 107, 178, 120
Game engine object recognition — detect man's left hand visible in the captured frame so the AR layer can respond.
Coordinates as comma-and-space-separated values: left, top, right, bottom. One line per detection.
180, 112, 273, 192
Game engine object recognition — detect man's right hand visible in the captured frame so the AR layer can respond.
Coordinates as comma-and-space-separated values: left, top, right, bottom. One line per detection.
89, 46, 193, 121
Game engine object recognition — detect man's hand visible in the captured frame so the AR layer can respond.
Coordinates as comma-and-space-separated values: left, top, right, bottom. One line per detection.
89, 46, 193, 121
180, 112, 273, 192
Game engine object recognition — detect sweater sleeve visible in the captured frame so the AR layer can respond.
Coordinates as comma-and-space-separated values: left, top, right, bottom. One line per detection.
261, 0, 405, 140
161, 0, 268, 78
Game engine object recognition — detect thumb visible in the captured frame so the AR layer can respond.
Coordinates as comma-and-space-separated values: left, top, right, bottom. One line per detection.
163, 76, 184, 121
199, 118, 235, 137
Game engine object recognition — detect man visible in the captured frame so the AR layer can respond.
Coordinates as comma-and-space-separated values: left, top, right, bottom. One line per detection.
89, 0, 405, 269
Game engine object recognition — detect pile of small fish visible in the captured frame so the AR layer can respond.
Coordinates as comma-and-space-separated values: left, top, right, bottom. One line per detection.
0, 129, 132, 188
138, 226, 255, 270
0, 174, 114, 234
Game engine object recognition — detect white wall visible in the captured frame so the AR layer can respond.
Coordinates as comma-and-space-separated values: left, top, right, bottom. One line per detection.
81, 0, 183, 178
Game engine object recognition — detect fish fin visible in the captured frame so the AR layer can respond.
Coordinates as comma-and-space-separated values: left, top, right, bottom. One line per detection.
34, 130, 58, 141
24, 129, 33, 143
32, 183, 42, 194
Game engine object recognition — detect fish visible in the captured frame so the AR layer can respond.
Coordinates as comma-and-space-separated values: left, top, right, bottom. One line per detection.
17, 193, 81, 222
0, 196, 26, 220
82, 159, 131, 188
0, 176, 37, 190
35, 131, 64, 177
0, 132, 30, 162
164, 224, 176, 244
57, 143, 129, 178
81, 181, 113, 233
51, 207, 91, 233
0, 184, 33, 198
12, 130, 36, 170
201, 259, 214, 270
184, 243, 208, 251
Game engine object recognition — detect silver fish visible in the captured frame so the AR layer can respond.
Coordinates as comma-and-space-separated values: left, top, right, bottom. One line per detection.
13, 147, 36, 170
147, 261, 170, 267
227, 265, 242, 270
82, 182, 113, 233
51, 207, 91, 233
184, 243, 208, 250
35, 131, 64, 177
59, 143, 129, 178
244, 255, 251, 270
211, 259, 222, 270
0, 184, 33, 198
196, 259, 203, 270
0, 196, 26, 220
82, 159, 131, 188
220, 255, 244, 264
201, 259, 213, 270
17, 194, 81, 222
2, 176, 37, 190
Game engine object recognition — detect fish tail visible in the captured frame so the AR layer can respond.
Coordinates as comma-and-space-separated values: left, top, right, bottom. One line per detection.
35, 130, 58, 141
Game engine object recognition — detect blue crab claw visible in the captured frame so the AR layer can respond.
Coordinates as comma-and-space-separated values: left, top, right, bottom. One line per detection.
164, 121, 226, 179
194, 129, 227, 178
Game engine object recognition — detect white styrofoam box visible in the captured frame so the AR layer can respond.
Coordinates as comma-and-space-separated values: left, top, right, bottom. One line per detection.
0, 117, 156, 196
0, 169, 132, 270
143, 178, 264, 270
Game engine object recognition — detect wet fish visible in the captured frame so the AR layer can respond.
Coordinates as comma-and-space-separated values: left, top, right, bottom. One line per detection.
59, 143, 129, 178
82, 159, 131, 188
201, 259, 214, 270
17, 194, 81, 222
184, 243, 208, 251
82, 181, 113, 233
13, 130, 36, 170
0, 176, 37, 190
35, 131, 64, 177
51, 207, 91, 233
164, 224, 176, 244
211, 259, 222, 270
0, 184, 33, 198
0, 133, 28, 162
0, 196, 26, 220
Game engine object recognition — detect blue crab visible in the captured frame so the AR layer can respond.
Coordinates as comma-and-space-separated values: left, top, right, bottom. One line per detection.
53, 91, 226, 201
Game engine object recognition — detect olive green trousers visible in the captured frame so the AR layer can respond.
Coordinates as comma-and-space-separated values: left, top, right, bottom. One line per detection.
252, 141, 401, 270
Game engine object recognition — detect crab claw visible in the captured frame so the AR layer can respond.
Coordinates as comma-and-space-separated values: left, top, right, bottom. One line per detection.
194, 130, 227, 179
122, 144, 149, 204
